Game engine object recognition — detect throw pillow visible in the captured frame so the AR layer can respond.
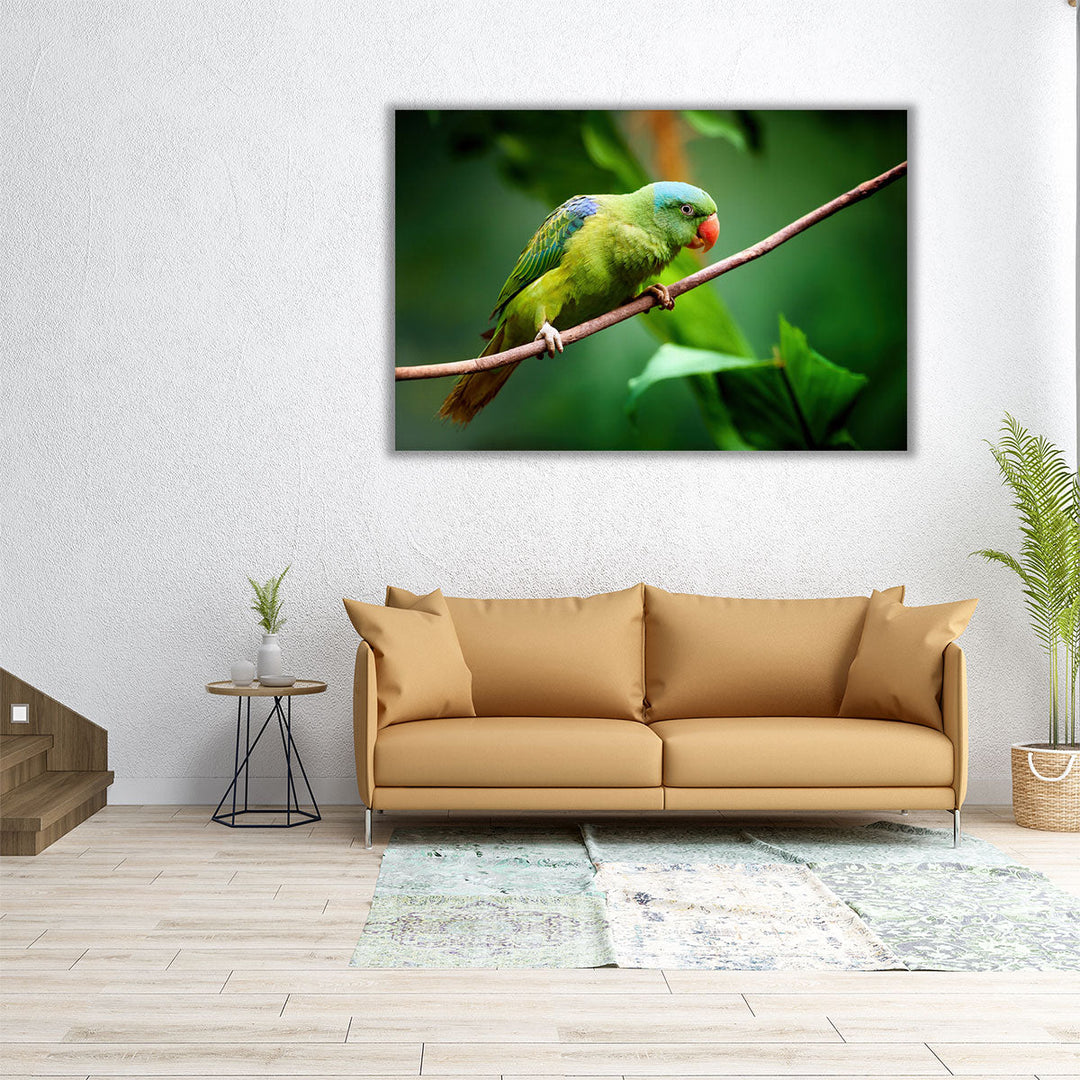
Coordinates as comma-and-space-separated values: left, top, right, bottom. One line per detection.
839, 589, 978, 730
343, 588, 474, 727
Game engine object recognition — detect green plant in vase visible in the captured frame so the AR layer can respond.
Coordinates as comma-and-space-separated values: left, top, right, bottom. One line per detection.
974, 415, 1079, 830
249, 565, 290, 679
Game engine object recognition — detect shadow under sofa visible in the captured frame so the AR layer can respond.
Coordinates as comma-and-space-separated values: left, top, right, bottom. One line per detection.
350, 584, 969, 849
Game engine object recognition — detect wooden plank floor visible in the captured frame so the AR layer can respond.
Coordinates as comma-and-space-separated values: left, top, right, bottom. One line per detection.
1, 804, 1078, 1079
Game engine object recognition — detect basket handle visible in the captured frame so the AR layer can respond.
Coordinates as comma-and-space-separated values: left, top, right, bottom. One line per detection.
1027, 751, 1077, 783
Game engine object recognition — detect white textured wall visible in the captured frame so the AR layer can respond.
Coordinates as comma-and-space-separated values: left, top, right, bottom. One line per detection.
1, 1, 1075, 806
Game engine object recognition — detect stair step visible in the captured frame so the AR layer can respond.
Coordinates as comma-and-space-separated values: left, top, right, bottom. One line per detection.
0, 734, 54, 796
1, 770, 114, 832
0, 733, 53, 770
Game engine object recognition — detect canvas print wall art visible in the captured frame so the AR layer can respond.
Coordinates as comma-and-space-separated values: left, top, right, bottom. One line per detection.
395, 109, 908, 452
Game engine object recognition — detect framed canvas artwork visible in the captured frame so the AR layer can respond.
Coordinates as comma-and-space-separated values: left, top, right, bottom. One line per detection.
394, 109, 907, 452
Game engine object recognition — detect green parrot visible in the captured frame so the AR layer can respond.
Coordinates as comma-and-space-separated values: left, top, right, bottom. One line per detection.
439, 180, 719, 425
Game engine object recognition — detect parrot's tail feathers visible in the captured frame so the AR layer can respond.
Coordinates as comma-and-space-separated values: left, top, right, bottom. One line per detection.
438, 361, 521, 426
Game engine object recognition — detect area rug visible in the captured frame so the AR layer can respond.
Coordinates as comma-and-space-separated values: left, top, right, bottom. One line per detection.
582, 821, 1080, 971
349, 827, 616, 967
350, 821, 1080, 971
592, 861, 900, 970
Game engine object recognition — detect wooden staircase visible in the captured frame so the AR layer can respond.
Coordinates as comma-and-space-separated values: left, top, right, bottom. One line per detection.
1, 672, 114, 856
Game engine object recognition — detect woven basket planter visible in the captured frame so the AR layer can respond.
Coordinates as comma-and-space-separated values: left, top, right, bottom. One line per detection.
1011, 743, 1080, 832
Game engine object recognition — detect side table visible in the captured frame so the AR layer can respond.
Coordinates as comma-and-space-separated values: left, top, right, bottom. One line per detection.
206, 680, 325, 828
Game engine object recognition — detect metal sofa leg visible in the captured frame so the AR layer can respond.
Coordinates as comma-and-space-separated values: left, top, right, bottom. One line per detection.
953, 808, 962, 848
365, 807, 373, 850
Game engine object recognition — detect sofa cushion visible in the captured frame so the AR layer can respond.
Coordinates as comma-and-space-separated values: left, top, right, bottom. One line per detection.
343, 590, 475, 728
839, 590, 979, 730
386, 585, 645, 720
651, 716, 955, 788
643, 585, 905, 720
374, 716, 662, 788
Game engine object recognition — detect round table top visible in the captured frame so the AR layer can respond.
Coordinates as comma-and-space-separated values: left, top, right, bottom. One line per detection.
206, 680, 327, 697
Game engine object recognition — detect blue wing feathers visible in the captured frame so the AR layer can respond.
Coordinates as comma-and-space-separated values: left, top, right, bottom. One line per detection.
489, 195, 599, 320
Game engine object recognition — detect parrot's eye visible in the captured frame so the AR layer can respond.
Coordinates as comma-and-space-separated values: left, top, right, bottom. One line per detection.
680, 203, 694, 216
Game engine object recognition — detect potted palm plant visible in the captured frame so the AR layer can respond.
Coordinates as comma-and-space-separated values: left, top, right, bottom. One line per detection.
249, 566, 290, 679
974, 415, 1079, 831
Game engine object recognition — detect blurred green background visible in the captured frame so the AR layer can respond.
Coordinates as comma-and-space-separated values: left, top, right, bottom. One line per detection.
394, 109, 907, 451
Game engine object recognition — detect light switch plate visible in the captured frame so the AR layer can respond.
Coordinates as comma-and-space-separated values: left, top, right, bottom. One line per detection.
11, 704, 29, 724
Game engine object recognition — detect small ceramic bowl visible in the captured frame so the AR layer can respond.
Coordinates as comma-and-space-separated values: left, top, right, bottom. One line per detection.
259, 675, 297, 688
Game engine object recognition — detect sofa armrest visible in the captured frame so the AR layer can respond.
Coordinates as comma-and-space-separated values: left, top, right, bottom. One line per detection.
353, 642, 377, 808
941, 642, 967, 808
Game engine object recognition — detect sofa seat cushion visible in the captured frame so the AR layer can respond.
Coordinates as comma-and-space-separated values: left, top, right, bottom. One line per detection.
652, 716, 954, 788
375, 716, 662, 788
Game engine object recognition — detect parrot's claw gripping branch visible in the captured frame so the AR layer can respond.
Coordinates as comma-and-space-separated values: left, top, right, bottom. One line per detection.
643, 283, 675, 311
395, 160, 907, 383
535, 320, 565, 358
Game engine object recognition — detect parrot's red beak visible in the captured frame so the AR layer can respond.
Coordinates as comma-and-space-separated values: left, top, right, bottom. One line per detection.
687, 213, 719, 253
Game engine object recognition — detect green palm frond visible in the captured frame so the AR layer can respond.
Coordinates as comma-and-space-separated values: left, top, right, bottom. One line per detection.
975, 414, 1079, 745
979, 417, 1075, 637
248, 565, 290, 634
970, 548, 1026, 582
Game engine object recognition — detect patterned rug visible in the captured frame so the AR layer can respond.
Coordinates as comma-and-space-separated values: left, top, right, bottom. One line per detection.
349, 827, 616, 967
593, 862, 899, 970
350, 821, 1080, 971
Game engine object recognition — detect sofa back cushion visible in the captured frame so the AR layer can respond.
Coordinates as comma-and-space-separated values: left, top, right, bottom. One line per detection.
343, 589, 475, 728
386, 584, 645, 720
644, 585, 905, 721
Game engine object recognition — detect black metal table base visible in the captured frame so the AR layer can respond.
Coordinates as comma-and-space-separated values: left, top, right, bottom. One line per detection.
213, 694, 321, 828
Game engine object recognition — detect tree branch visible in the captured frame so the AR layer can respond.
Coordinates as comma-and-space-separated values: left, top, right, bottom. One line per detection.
395, 160, 908, 382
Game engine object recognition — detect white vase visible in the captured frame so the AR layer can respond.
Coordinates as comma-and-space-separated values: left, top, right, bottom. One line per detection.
257, 634, 283, 679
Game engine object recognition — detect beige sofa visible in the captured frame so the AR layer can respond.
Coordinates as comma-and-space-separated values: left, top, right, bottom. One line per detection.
350, 584, 970, 849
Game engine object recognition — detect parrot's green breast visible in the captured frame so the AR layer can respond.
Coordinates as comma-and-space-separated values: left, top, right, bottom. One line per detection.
497, 198, 679, 346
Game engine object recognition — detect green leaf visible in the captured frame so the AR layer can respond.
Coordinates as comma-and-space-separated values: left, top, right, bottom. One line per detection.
682, 109, 759, 153
685, 374, 756, 452
718, 317, 868, 450
777, 316, 868, 445
248, 565, 290, 634
972, 548, 1028, 584
627, 319, 869, 451
580, 111, 650, 191
626, 344, 771, 450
